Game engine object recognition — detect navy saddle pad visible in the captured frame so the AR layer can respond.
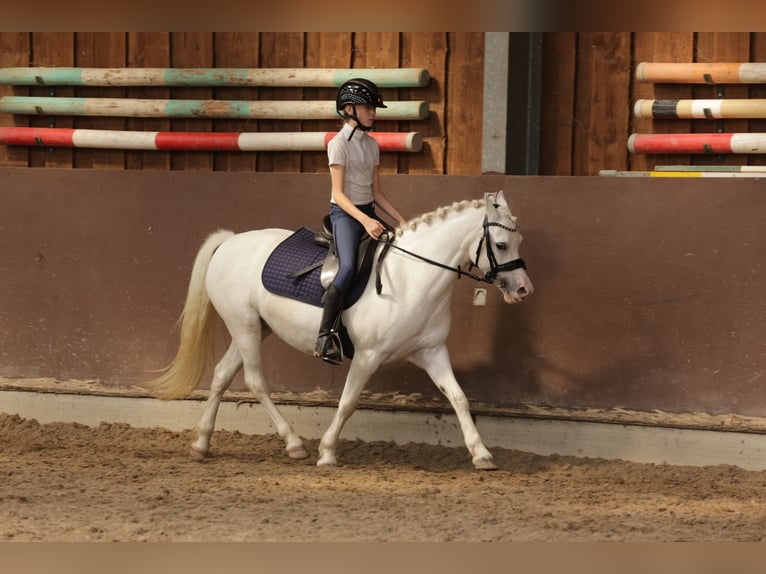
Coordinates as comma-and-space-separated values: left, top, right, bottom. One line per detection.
261, 227, 368, 309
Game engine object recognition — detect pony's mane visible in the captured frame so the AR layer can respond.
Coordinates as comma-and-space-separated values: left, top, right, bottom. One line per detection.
393, 197, 516, 237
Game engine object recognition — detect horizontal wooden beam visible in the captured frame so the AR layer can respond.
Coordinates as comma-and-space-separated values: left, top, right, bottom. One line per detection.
634, 98, 766, 119
0, 67, 430, 88
0, 96, 429, 120
636, 62, 766, 84
600, 169, 766, 178
654, 164, 766, 172
628, 133, 766, 154
0, 127, 423, 152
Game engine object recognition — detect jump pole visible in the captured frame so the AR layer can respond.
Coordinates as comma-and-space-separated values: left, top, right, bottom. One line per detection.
600, 169, 766, 178
636, 62, 766, 84
654, 164, 766, 173
634, 99, 766, 119
0, 96, 429, 121
628, 133, 766, 154
0, 67, 430, 88
0, 127, 423, 152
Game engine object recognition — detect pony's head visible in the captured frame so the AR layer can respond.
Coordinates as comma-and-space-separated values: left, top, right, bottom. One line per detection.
474, 190, 533, 303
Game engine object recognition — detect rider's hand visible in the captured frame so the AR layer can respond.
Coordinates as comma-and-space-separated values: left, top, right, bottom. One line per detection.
364, 217, 385, 240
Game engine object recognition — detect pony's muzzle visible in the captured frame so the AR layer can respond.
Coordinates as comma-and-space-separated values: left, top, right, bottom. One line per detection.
498, 272, 533, 303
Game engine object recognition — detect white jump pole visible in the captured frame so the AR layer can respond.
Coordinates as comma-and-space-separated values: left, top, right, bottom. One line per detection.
0, 96, 429, 120
0, 67, 431, 88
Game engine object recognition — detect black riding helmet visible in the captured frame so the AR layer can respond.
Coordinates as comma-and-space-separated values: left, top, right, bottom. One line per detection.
336, 78, 387, 138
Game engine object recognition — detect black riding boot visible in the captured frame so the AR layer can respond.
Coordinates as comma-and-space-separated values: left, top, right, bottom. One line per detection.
314, 283, 344, 364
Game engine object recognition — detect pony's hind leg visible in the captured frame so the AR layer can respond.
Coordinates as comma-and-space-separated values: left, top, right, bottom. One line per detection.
234, 328, 309, 460
191, 341, 242, 460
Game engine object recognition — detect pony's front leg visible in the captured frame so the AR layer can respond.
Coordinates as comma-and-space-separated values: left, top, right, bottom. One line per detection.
191, 342, 242, 460
318, 355, 378, 466
409, 345, 497, 470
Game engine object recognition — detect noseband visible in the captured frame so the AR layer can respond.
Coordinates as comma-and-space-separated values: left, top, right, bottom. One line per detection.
375, 212, 526, 294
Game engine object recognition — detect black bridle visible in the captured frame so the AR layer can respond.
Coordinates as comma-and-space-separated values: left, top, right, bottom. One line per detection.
471, 215, 527, 283
375, 213, 526, 294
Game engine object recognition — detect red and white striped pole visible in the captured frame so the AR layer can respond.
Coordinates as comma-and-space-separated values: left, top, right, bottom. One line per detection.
0, 127, 423, 152
628, 133, 766, 155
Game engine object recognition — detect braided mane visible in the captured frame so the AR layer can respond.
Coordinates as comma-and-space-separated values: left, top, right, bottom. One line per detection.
393, 196, 516, 237
393, 198, 482, 237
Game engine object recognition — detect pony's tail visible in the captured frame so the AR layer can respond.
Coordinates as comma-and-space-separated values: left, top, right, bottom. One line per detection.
145, 229, 235, 400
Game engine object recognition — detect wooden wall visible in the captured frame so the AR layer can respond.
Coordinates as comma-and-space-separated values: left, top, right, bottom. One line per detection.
3, 169, 766, 424
1, 32, 765, 175
540, 32, 766, 174
0, 32, 481, 174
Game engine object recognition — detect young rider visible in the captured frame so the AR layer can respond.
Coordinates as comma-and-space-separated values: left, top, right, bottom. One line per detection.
314, 78, 408, 364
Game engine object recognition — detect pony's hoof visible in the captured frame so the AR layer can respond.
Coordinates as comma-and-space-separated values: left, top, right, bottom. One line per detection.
316, 455, 337, 466
287, 445, 310, 460
190, 447, 208, 461
473, 457, 498, 471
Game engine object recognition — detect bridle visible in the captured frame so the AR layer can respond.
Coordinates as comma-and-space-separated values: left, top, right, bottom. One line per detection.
471, 215, 527, 283
374, 212, 526, 294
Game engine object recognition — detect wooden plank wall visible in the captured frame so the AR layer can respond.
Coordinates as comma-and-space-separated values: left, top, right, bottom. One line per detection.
2, 32, 766, 175
0, 32, 463, 174
0, 32, 29, 168
541, 32, 766, 174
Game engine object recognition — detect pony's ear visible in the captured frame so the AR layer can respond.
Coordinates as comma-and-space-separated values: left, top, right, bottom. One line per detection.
485, 193, 499, 218
485, 190, 507, 214
485, 190, 508, 207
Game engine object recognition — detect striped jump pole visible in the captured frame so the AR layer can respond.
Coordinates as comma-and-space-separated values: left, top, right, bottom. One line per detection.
635, 62, 766, 84
628, 133, 766, 155
634, 99, 766, 119
0, 96, 429, 120
654, 164, 766, 173
0, 67, 430, 88
0, 127, 423, 152
600, 169, 766, 178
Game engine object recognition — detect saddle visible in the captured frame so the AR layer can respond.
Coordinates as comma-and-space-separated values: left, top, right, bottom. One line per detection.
261, 216, 383, 310
261, 217, 394, 361
306, 214, 379, 294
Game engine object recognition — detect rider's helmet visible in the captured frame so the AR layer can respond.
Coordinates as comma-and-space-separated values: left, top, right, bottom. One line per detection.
336, 78, 388, 118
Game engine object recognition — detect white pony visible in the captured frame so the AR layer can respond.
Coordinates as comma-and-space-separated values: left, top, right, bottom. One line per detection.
147, 190, 533, 470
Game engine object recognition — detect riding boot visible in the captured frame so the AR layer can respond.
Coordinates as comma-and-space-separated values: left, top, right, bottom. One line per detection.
314, 283, 344, 364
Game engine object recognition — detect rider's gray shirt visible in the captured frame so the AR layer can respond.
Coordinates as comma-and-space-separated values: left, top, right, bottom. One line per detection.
327, 123, 380, 206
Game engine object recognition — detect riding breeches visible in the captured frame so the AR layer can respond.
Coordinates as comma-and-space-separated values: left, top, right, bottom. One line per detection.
329, 202, 382, 293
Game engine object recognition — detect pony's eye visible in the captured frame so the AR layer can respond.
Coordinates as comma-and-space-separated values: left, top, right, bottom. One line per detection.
496, 242, 507, 251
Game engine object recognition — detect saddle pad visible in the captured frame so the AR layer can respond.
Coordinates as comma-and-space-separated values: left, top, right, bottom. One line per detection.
261, 227, 369, 309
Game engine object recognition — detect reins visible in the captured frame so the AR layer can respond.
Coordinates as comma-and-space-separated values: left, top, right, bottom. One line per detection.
374, 214, 526, 295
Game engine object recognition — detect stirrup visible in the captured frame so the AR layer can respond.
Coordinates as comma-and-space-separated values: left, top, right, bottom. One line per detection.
315, 331, 343, 365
